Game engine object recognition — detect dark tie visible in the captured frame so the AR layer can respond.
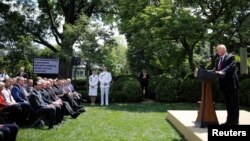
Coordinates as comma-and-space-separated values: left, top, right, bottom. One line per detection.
218, 57, 223, 70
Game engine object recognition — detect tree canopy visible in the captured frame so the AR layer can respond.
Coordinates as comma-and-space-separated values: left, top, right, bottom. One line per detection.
0, 0, 249, 78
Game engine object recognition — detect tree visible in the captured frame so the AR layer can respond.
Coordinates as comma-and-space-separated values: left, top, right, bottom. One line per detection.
176, 0, 250, 50
1, 0, 117, 77
3, 36, 39, 76
104, 39, 127, 77
175, 0, 250, 73
116, 0, 207, 74
116, 0, 250, 75
76, 20, 117, 78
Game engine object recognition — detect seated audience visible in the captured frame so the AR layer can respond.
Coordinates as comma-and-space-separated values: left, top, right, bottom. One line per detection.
0, 82, 23, 124
53, 79, 85, 113
0, 123, 19, 141
44, 80, 80, 119
7, 78, 30, 124
28, 81, 56, 129
40, 80, 63, 124
65, 78, 86, 105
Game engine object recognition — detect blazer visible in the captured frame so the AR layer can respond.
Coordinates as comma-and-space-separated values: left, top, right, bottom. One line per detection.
40, 89, 54, 104
11, 85, 27, 102
139, 72, 150, 85
28, 89, 47, 110
215, 53, 239, 91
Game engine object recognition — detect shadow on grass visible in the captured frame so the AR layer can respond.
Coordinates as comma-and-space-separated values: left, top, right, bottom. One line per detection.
85, 102, 249, 113
86, 102, 204, 113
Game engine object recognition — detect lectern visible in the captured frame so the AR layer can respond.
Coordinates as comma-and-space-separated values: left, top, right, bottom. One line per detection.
194, 69, 219, 128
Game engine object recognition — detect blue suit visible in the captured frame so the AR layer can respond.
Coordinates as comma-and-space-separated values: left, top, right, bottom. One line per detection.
11, 85, 31, 124
11, 85, 27, 103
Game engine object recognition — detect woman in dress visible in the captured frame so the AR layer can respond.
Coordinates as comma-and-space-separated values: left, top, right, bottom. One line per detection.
88, 70, 98, 105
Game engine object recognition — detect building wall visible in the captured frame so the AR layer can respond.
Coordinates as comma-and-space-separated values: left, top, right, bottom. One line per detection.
72, 66, 86, 79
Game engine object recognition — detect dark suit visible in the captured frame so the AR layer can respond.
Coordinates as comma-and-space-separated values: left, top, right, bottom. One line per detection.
40, 89, 63, 124
28, 90, 56, 128
53, 85, 83, 111
215, 53, 239, 125
139, 72, 150, 98
0, 124, 19, 141
45, 87, 81, 118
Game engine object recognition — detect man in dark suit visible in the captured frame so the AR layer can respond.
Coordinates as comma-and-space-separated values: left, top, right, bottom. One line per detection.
214, 44, 239, 125
28, 81, 56, 129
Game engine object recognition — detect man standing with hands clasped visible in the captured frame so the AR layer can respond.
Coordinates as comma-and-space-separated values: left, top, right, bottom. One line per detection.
214, 44, 239, 125
99, 66, 112, 106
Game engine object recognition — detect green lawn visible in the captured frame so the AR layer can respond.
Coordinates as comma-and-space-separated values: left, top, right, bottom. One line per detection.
16, 102, 232, 141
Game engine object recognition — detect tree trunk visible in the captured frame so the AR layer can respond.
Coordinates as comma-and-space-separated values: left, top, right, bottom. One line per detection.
85, 62, 91, 80
187, 50, 195, 72
181, 39, 195, 72
240, 47, 248, 74
209, 42, 216, 69
59, 44, 73, 78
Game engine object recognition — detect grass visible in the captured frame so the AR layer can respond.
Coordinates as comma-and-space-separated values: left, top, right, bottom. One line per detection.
16, 102, 249, 141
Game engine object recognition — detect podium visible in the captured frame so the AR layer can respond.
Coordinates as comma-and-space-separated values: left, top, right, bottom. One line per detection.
194, 69, 219, 128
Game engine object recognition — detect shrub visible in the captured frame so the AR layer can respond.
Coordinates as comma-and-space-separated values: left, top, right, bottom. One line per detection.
75, 86, 87, 91
180, 78, 222, 103
110, 75, 129, 92
155, 76, 182, 102
75, 79, 88, 99
110, 76, 143, 102
239, 78, 250, 106
78, 90, 89, 101
122, 79, 143, 102
147, 75, 161, 99
180, 78, 201, 102
73, 79, 87, 87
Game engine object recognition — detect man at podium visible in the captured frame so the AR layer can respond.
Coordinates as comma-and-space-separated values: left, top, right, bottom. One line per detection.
214, 44, 239, 125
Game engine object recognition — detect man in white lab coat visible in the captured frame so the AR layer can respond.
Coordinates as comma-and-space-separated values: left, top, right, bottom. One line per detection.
99, 66, 112, 106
